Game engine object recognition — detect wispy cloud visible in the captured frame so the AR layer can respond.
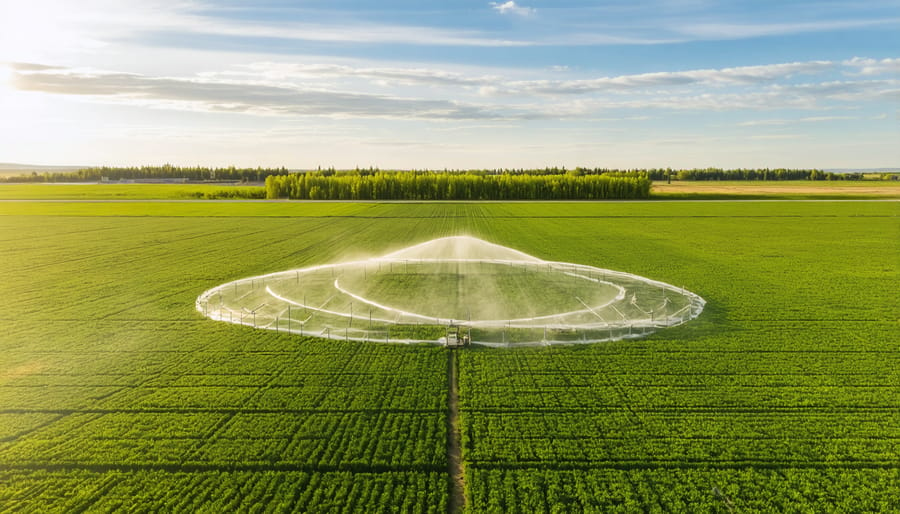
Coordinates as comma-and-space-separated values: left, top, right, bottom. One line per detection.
504, 61, 835, 95
10, 58, 898, 123
677, 17, 900, 40
843, 57, 900, 76
0, 0, 536, 55
212, 62, 500, 88
174, 18, 533, 48
141, 7, 899, 48
738, 116, 859, 127
490, 1, 536, 17
208, 59, 838, 95
748, 134, 807, 140
10, 66, 530, 121
9, 62, 65, 71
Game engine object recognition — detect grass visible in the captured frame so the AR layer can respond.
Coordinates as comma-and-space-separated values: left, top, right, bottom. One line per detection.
0, 183, 265, 200
2, 179, 899, 201
0, 200, 898, 510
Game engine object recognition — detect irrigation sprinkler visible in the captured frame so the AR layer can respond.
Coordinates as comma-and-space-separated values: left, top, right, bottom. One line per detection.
197, 235, 706, 346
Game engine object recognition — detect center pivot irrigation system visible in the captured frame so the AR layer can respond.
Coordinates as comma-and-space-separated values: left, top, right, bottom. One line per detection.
196, 236, 705, 346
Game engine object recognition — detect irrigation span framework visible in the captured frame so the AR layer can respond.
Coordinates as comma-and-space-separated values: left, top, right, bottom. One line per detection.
196, 236, 706, 346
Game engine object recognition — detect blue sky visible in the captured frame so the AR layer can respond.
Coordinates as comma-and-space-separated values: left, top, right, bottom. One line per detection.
0, 0, 898, 169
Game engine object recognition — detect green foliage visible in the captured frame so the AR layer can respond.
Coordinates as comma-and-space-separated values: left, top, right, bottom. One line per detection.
265, 171, 651, 200
467, 468, 900, 512
7, 165, 894, 185
0, 200, 897, 510
0, 165, 290, 183
645, 167, 868, 181
0, 470, 447, 512
648, 168, 897, 182
0, 184, 266, 200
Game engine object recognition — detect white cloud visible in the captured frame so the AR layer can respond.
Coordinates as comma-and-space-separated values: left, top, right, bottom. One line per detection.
222, 59, 837, 96
9, 57, 896, 125
10, 66, 533, 121
179, 18, 532, 48
748, 134, 807, 140
843, 57, 900, 76
500, 61, 835, 95
0, 0, 535, 62
490, 1, 536, 17
738, 116, 859, 127
218, 62, 500, 88
678, 18, 900, 40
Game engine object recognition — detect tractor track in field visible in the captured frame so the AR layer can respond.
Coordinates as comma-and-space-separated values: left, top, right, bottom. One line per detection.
447, 349, 466, 514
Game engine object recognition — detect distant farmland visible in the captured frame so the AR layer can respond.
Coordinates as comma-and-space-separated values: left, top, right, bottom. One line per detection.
1, 199, 898, 511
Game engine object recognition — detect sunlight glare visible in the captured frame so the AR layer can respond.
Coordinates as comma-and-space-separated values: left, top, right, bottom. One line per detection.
0, 64, 12, 94
0, 0, 80, 62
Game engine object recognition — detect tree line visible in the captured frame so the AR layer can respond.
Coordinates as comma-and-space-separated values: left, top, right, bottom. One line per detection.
643, 167, 871, 181
3, 165, 893, 184
265, 171, 651, 200
0, 165, 291, 183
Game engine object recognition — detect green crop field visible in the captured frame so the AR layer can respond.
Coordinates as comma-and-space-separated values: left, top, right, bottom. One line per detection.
0, 184, 266, 200
1, 200, 898, 511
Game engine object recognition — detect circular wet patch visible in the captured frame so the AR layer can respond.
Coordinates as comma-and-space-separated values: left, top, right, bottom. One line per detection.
197, 236, 705, 346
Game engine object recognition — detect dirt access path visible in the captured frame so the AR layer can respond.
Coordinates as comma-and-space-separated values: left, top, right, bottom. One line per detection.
447, 350, 465, 513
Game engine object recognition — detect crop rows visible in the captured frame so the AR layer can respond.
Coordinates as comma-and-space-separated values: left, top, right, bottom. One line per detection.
467, 468, 900, 512
0, 208, 455, 510
452, 201, 899, 510
1, 200, 898, 510
0, 470, 447, 513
